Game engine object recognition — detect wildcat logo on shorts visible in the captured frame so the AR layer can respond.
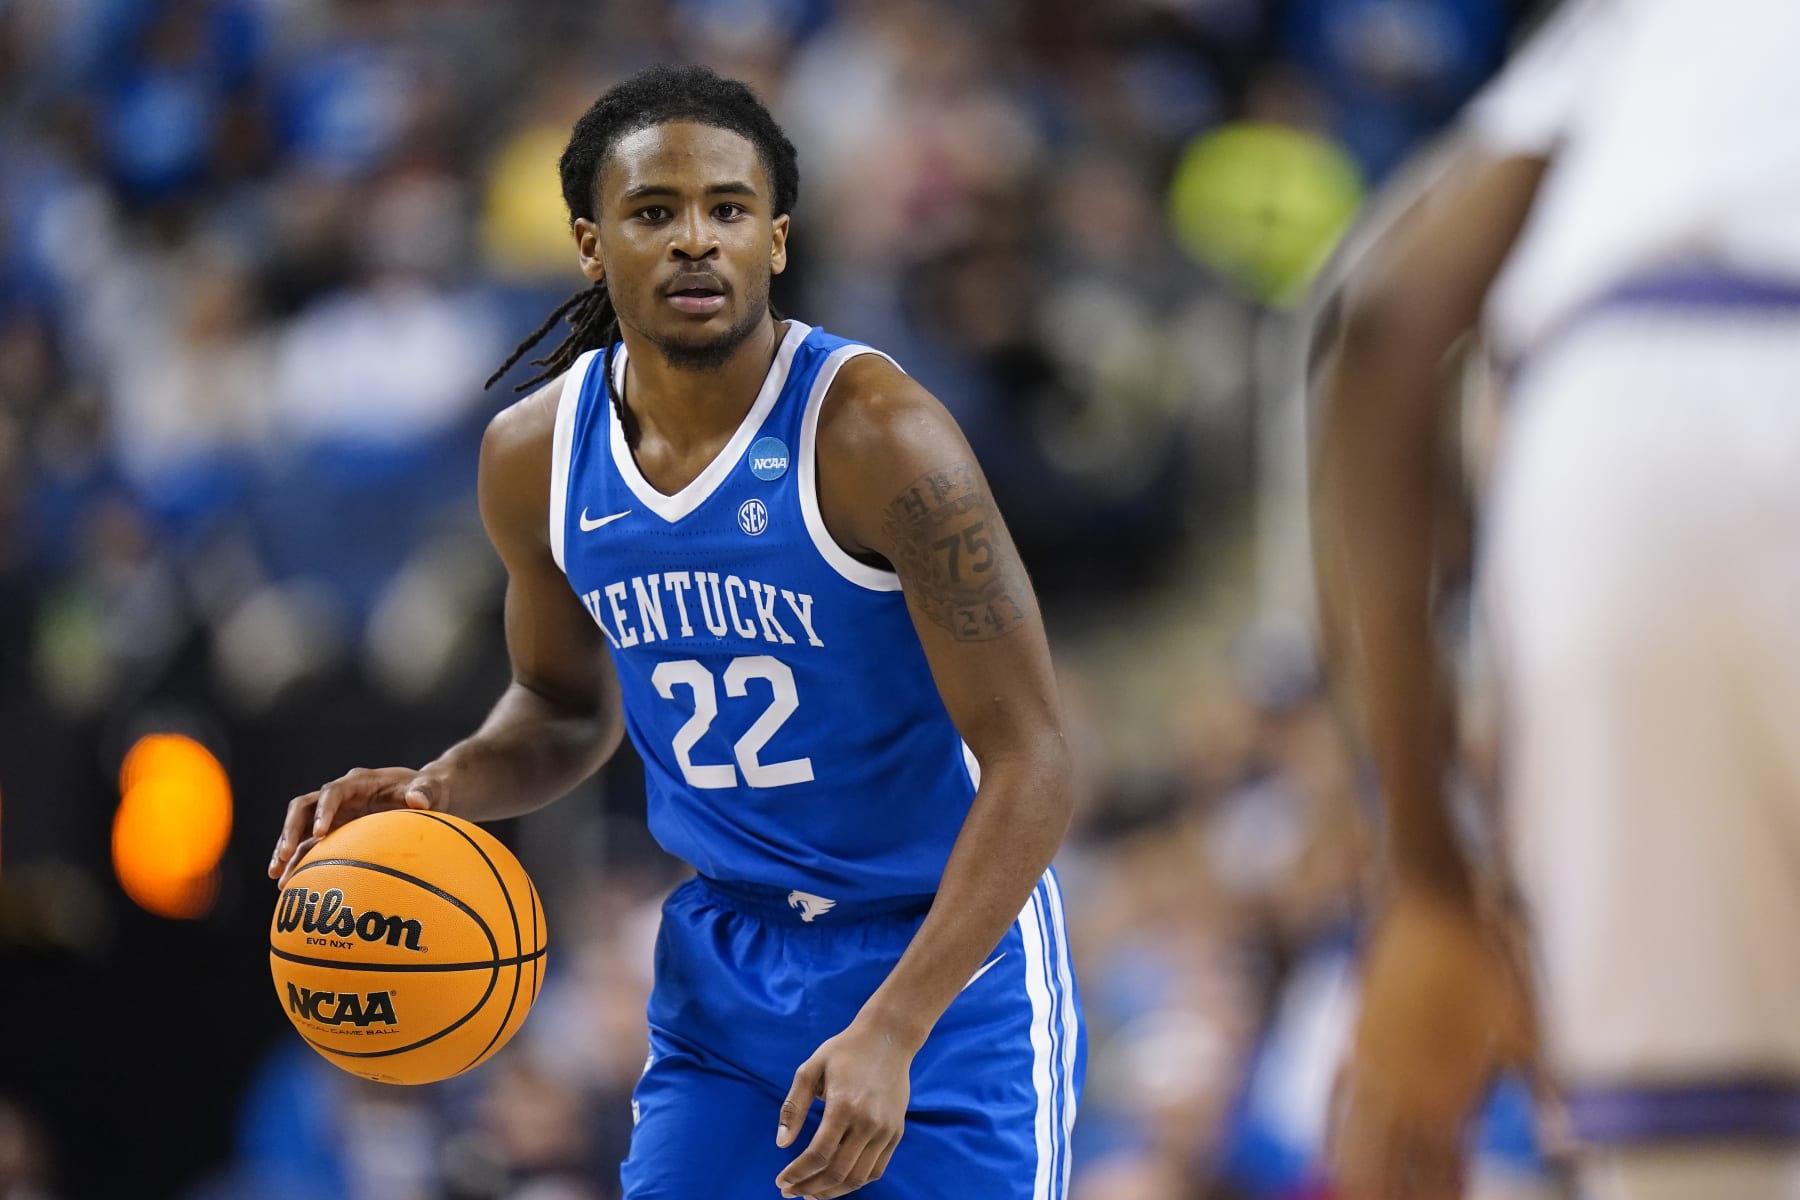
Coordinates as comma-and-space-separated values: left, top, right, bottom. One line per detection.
276, 887, 425, 952
286, 983, 398, 1028
787, 890, 838, 923
738, 498, 769, 537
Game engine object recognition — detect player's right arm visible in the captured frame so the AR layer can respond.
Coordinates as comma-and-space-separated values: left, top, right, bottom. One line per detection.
270, 378, 622, 884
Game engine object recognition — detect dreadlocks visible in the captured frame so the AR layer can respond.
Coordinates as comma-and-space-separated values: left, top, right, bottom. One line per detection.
485, 64, 801, 398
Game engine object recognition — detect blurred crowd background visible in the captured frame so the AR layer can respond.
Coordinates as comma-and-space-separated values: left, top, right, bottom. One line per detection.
0, 0, 1550, 1197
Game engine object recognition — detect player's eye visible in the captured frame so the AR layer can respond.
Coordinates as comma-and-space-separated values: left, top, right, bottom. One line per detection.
715, 203, 746, 220
636, 206, 670, 222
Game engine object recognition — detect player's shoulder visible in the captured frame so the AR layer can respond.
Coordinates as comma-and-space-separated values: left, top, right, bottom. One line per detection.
478, 371, 570, 546
807, 335, 983, 552
483, 371, 565, 461
812, 342, 951, 468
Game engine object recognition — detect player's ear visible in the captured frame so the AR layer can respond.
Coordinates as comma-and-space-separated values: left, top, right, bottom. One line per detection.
770, 213, 790, 277
574, 217, 605, 284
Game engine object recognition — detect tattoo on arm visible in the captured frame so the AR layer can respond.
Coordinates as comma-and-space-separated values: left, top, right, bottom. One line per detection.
882, 464, 1031, 642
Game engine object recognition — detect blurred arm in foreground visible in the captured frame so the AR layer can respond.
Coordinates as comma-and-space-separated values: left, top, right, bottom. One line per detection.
1308, 138, 1547, 1199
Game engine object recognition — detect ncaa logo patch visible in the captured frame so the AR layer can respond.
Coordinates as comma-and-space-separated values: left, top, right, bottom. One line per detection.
748, 436, 789, 481
737, 498, 769, 536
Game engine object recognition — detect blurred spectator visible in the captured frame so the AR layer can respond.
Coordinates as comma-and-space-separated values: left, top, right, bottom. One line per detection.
104, 241, 271, 534
100, 2, 264, 205
270, 1, 418, 182
1285, 0, 1507, 178
0, 1098, 58, 1200
206, 1041, 441, 1200
479, 66, 593, 288
266, 248, 494, 453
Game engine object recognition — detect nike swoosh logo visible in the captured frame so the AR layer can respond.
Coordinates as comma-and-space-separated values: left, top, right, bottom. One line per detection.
579, 508, 631, 532
960, 953, 1007, 993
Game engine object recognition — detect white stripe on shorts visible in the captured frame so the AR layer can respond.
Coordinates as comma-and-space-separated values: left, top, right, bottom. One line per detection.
1043, 870, 1080, 1198
1018, 881, 1059, 1199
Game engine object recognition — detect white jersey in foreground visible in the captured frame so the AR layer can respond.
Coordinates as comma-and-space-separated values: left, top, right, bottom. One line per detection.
1469, 0, 1800, 360
1456, 0, 1800, 1184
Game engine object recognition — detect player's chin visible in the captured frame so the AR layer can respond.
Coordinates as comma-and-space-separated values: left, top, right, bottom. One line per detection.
651, 307, 737, 348
655, 316, 756, 368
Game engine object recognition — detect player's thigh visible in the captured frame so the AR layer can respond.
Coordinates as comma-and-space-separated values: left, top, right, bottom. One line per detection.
621, 1038, 817, 1200
1485, 329, 1800, 1083
1579, 1145, 1800, 1200
871, 883, 1085, 1200
863, 1104, 1054, 1200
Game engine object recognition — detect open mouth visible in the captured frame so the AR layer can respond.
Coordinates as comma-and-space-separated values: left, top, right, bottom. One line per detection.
666, 274, 727, 315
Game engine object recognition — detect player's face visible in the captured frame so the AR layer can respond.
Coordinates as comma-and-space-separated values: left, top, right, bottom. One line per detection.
576, 121, 790, 370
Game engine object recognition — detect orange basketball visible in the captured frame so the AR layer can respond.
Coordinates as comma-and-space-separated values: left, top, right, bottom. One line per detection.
269, 809, 547, 1085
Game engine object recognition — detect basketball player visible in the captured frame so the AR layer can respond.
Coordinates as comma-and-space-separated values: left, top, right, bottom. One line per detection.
1312, 0, 1800, 1196
267, 66, 1082, 1200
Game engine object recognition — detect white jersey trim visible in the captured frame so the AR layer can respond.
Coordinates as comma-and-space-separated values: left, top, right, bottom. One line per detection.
798, 343, 904, 592
548, 349, 596, 573
608, 320, 810, 524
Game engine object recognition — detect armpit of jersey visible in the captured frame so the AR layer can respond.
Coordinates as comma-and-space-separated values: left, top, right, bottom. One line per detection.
1463, 0, 1613, 159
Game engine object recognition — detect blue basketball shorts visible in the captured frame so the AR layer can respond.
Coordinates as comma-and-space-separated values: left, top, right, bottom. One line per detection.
620, 870, 1084, 1199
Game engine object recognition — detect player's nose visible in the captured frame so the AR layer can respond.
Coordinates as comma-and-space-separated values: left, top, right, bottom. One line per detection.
669, 210, 721, 260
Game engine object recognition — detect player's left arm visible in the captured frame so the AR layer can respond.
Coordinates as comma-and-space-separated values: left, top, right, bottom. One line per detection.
1311, 147, 1546, 1200
772, 355, 1073, 1200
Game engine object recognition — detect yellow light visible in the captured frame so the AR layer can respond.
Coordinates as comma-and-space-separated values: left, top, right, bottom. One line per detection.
1167, 122, 1365, 308
113, 734, 234, 919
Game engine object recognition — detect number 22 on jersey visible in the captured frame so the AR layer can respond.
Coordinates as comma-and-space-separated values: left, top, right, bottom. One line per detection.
651, 656, 815, 790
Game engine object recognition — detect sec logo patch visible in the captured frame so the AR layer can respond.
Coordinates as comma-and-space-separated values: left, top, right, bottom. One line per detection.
738, 498, 769, 536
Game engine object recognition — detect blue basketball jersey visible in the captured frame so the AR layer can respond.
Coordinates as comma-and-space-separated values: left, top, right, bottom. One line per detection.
549, 321, 979, 905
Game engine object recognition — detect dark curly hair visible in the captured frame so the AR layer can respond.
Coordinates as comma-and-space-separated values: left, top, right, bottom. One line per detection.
486, 64, 800, 395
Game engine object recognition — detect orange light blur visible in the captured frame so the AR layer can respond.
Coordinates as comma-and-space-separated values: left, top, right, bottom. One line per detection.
112, 734, 233, 919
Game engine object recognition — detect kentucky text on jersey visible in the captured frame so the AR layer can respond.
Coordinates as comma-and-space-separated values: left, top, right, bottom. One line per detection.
577, 571, 825, 650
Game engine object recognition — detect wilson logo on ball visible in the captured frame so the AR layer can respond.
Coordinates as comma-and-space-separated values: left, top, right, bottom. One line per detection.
286, 983, 398, 1027
275, 887, 425, 952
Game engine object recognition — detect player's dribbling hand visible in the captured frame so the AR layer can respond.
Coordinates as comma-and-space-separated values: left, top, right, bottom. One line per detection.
270, 765, 451, 887
1329, 887, 1537, 1200
775, 1019, 915, 1199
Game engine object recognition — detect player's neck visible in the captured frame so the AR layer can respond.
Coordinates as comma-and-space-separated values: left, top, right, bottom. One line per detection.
618, 318, 783, 447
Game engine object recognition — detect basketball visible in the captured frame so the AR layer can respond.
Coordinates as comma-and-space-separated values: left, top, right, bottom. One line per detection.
269, 809, 547, 1086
